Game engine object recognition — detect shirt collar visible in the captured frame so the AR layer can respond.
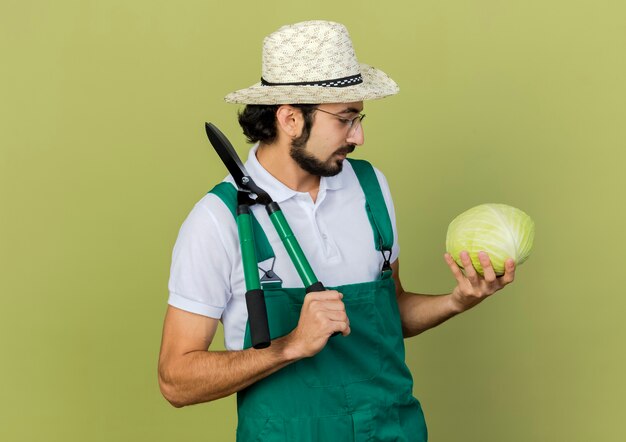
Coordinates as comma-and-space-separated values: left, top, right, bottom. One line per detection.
244, 144, 346, 204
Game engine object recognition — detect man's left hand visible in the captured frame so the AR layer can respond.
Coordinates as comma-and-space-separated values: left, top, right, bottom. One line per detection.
444, 250, 516, 313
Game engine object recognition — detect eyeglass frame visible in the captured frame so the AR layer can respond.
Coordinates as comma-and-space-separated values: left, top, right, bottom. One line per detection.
313, 107, 366, 136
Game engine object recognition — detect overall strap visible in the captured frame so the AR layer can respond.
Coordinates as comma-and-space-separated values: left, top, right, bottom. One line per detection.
208, 182, 275, 263
347, 159, 395, 276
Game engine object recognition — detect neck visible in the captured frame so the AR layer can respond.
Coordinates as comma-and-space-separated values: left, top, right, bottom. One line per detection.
256, 141, 321, 198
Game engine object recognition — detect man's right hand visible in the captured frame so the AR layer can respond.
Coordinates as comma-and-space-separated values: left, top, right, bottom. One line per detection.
158, 292, 349, 407
285, 290, 350, 359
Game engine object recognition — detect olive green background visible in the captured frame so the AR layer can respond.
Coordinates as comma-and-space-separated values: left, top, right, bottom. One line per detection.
1, 0, 624, 441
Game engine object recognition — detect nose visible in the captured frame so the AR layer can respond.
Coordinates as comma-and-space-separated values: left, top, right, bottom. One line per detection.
346, 123, 365, 146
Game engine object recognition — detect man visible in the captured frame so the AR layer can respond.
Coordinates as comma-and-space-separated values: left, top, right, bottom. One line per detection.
158, 20, 515, 441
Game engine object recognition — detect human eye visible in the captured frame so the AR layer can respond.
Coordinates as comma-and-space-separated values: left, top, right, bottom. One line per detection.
336, 113, 358, 126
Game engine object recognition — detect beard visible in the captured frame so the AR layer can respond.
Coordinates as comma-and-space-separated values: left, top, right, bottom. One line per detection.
290, 138, 356, 177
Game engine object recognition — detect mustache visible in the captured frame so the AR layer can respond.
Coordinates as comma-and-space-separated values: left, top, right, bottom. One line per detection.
335, 145, 356, 156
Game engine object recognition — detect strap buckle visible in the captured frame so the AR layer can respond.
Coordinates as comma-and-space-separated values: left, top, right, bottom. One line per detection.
259, 257, 282, 289
379, 237, 392, 274
381, 249, 392, 272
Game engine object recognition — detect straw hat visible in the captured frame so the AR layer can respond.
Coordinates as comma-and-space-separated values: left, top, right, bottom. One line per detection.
224, 20, 399, 105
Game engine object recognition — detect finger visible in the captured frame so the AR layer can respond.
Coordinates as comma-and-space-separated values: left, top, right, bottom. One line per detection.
322, 314, 350, 333
499, 258, 516, 284
325, 311, 349, 322
308, 295, 346, 312
328, 311, 350, 336
478, 251, 497, 282
305, 290, 343, 303
460, 250, 478, 282
333, 320, 351, 337
444, 252, 466, 283
340, 324, 351, 337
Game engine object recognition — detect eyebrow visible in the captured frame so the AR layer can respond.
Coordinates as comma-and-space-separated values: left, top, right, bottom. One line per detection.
337, 107, 363, 115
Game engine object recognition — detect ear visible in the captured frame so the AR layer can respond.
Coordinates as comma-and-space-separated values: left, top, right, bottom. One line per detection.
275, 105, 304, 138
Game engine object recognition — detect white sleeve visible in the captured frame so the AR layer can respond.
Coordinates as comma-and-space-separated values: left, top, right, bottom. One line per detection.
167, 194, 236, 319
373, 167, 400, 263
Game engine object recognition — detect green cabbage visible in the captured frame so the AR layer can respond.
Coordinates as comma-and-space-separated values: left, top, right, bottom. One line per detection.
445, 203, 535, 276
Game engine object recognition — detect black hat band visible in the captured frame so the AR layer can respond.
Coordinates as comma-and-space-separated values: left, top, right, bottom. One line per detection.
261, 74, 363, 88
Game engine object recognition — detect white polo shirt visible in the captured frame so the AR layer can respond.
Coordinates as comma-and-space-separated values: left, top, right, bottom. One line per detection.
168, 145, 399, 350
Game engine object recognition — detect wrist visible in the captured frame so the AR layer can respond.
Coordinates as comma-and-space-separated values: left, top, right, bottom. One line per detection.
448, 287, 466, 314
274, 333, 306, 363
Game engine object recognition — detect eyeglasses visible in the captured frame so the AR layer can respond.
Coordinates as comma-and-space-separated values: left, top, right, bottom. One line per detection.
314, 108, 366, 137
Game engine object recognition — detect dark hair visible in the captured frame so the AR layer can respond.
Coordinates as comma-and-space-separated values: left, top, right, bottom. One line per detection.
238, 104, 318, 144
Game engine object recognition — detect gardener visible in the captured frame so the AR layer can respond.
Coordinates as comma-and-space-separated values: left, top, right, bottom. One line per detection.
158, 20, 516, 441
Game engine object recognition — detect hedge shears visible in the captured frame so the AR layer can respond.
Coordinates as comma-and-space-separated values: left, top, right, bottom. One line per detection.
205, 123, 333, 349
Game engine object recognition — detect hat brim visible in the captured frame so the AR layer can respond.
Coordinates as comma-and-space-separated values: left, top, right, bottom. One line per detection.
224, 64, 399, 105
